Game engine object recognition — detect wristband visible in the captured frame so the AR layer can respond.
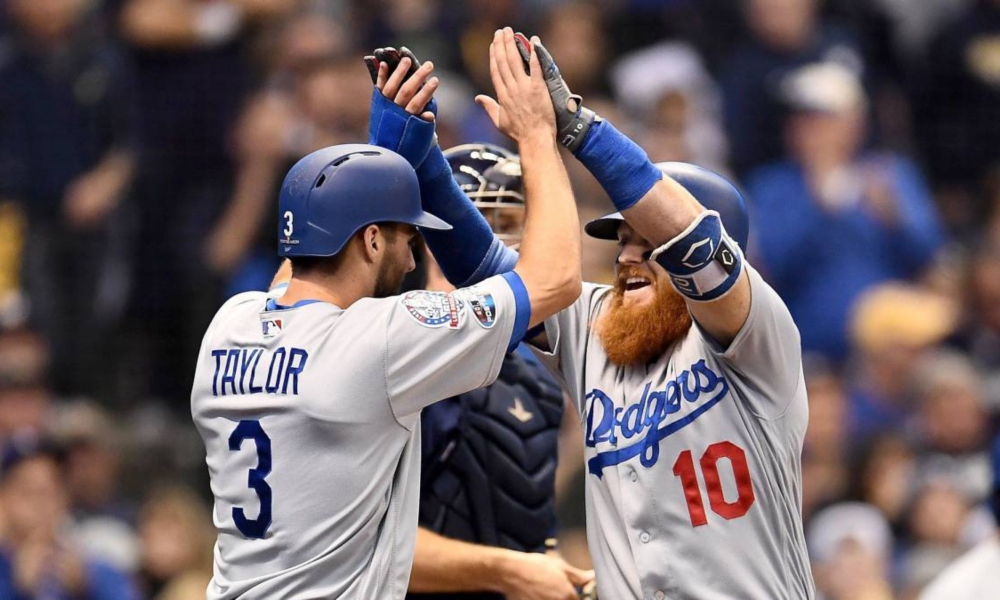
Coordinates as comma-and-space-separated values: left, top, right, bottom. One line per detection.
574, 120, 662, 212
368, 88, 436, 168
650, 211, 743, 302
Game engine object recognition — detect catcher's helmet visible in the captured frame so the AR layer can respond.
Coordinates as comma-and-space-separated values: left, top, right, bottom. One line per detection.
584, 162, 750, 251
278, 144, 450, 257
444, 143, 524, 246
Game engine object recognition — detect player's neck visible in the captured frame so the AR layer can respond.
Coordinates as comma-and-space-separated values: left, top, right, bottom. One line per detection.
281, 270, 370, 309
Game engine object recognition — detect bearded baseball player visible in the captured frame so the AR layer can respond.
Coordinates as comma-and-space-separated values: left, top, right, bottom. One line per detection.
371, 30, 815, 599
190, 30, 583, 599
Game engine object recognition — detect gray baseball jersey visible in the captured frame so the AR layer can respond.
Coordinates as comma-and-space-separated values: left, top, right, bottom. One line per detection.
191, 274, 523, 599
531, 266, 814, 599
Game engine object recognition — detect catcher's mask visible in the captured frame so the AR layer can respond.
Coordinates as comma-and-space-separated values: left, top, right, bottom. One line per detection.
443, 143, 524, 248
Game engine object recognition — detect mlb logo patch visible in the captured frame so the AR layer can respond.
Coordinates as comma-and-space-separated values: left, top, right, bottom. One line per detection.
261, 318, 283, 338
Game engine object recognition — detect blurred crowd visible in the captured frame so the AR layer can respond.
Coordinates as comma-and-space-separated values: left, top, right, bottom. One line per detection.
0, 0, 999, 598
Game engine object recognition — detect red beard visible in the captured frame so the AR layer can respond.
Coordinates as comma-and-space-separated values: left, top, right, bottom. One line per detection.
597, 266, 693, 367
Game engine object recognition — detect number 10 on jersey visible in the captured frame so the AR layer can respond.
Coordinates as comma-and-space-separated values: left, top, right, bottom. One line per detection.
672, 441, 755, 527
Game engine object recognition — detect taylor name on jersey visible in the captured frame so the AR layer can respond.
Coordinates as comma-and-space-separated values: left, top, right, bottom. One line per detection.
208, 346, 309, 397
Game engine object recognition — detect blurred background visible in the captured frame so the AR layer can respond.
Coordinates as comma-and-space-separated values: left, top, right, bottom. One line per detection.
0, 0, 999, 598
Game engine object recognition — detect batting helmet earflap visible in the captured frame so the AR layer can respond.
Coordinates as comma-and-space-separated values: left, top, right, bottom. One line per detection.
584, 162, 750, 251
278, 144, 451, 257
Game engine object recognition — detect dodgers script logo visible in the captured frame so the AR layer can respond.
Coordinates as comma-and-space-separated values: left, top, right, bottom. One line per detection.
584, 359, 729, 477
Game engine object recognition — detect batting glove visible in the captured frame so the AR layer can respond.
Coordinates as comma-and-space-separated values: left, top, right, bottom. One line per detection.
512, 33, 599, 154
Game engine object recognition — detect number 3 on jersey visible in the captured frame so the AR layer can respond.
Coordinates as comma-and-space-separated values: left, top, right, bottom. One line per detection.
672, 441, 755, 527
229, 420, 272, 539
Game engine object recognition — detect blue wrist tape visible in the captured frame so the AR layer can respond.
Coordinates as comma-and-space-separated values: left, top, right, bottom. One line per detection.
651, 211, 743, 302
417, 147, 518, 287
368, 87, 436, 168
574, 120, 663, 212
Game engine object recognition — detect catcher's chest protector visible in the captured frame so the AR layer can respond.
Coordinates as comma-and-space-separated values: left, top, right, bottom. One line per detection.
418, 350, 564, 555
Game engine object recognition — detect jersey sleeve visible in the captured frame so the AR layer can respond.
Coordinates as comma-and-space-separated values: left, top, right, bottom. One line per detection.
384, 273, 529, 420
528, 283, 607, 392
695, 265, 803, 419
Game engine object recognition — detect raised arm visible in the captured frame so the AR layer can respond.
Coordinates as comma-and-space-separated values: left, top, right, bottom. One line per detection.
366, 49, 517, 288
530, 41, 750, 344
473, 31, 581, 325
617, 176, 750, 343
366, 30, 581, 327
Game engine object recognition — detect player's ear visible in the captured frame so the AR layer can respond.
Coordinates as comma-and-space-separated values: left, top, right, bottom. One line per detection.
361, 224, 381, 262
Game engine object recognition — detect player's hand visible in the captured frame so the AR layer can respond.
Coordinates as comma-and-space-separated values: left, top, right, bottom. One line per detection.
476, 28, 557, 145
514, 35, 599, 154
366, 46, 438, 122
496, 550, 595, 600
365, 46, 439, 168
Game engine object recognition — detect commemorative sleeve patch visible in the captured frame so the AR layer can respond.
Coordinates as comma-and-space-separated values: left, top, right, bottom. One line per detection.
400, 291, 466, 329
458, 286, 498, 329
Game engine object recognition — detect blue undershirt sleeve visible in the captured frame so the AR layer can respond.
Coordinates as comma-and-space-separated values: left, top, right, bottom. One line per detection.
418, 147, 518, 287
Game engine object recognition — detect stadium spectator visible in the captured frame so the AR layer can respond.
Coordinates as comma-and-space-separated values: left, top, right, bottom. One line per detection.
0, 0, 136, 398
954, 216, 1000, 413
610, 41, 729, 172
854, 434, 918, 532
136, 485, 213, 600
899, 479, 984, 596
911, 350, 993, 503
808, 502, 895, 600
0, 433, 138, 599
207, 14, 371, 294
721, 0, 865, 176
919, 434, 1000, 599
748, 63, 943, 361
845, 283, 958, 442
117, 0, 299, 406
801, 358, 850, 520
916, 0, 1000, 231
0, 328, 51, 442
51, 401, 139, 575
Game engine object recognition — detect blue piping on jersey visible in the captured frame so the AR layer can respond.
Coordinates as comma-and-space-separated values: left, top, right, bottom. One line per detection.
264, 298, 324, 311
501, 271, 531, 353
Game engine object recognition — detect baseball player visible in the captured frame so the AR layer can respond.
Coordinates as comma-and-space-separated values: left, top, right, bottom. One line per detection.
406, 143, 594, 599
370, 31, 814, 599
190, 31, 583, 600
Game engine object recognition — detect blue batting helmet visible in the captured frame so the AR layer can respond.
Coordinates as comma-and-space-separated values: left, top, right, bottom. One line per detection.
278, 144, 451, 257
583, 162, 750, 251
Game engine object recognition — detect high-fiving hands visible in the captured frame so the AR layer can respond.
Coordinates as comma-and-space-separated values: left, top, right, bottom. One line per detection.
475, 28, 557, 144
